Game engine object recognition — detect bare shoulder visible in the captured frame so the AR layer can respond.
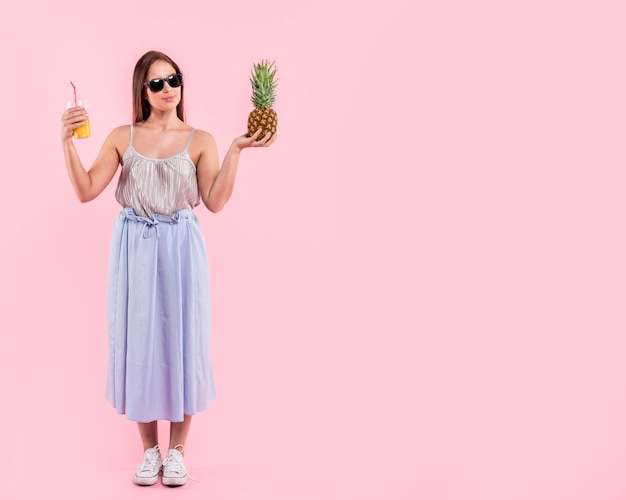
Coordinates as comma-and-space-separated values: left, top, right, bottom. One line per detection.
189, 129, 218, 163
103, 125, 130, 146
191, 129, 217, 147
101, 125, 131, 161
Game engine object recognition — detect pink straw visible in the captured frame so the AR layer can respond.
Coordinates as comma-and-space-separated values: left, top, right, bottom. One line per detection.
70, 81, 77, 106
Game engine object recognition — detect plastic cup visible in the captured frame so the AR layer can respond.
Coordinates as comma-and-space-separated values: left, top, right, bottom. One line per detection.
67, 97, 90, 139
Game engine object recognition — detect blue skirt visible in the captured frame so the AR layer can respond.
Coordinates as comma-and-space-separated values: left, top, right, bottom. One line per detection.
105, 208, 216, 422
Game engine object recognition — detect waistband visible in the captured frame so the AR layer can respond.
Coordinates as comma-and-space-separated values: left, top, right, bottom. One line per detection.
120, 207, 195, 238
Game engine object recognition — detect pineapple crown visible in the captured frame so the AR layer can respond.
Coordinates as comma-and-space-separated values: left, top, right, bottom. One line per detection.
250, 59, 278, 109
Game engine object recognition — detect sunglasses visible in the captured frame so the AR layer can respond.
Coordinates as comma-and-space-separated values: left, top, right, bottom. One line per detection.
144, 73, 183, 93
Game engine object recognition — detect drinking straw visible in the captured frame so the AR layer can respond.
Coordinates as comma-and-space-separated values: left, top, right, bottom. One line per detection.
70, 81, 77, 106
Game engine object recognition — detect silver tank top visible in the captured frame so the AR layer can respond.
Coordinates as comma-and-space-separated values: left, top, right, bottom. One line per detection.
115, 124, 200, 218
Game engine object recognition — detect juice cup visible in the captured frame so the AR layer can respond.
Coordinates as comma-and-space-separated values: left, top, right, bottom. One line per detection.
67, 98, 90, 139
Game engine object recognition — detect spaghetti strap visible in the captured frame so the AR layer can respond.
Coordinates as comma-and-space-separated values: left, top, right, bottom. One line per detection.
129, 124, 134, 147
184, 129, 196, 151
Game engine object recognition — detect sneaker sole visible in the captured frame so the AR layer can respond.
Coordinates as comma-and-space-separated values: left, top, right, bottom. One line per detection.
133, 475, 160, 486
162, 476, 187, 487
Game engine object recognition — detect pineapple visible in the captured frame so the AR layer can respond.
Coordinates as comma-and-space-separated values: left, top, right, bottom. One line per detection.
247, 60, 278, 139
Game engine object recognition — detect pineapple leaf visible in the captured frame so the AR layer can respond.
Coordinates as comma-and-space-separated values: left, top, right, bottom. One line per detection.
249, 59, 278, 109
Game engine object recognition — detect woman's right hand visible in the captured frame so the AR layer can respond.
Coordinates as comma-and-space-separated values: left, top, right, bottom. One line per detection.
61, 106, 89, 141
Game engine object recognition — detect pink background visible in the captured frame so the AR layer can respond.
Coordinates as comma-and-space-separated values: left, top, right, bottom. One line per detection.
1, 0, 626, 498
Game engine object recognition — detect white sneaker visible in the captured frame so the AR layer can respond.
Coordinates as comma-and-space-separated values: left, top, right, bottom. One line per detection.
162, 446, 188, 486
133, 444, 162, 486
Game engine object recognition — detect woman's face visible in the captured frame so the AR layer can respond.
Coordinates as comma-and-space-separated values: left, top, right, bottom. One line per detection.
144, 60, 181, 115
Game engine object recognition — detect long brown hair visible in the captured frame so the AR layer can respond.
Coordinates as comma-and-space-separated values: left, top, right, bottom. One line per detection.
132, 50, 185, 123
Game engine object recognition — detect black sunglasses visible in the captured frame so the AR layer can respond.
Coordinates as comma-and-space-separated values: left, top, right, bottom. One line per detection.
144, 73, 183, 93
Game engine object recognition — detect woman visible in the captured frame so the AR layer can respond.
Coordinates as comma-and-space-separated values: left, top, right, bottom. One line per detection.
61, 50, 276, 487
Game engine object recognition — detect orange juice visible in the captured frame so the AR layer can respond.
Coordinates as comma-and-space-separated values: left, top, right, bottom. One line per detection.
73, 118, 91, 139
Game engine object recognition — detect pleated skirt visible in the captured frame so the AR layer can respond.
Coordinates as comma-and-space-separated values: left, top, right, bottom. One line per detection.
105, 207, 216, 422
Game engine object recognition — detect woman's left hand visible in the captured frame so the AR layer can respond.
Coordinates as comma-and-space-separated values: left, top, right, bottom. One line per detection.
232, 129, 277, 151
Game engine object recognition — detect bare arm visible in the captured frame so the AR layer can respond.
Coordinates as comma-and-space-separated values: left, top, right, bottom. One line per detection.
196, 129, 276, 213
61, 106, 123, 202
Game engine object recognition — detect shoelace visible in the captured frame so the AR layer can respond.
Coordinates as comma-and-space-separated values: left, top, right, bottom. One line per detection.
163, 453, 186, 476
163, 446, 198, 482
137, 450, 161, 473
